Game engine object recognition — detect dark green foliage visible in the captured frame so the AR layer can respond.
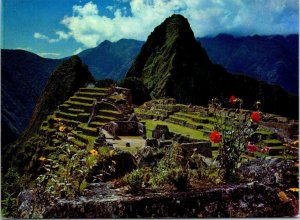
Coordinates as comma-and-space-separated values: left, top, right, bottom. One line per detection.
126, 14, 298, 118
118, 77, 151, 105
2, 135, 47, 177
95, 78, 116, 87
1, 167, 32, 218
23, 56, 94, 139
122, 168, 145, 193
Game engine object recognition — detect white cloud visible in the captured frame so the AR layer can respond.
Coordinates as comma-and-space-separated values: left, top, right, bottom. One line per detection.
37, 52, 61, 58
15, 47, 32, 51
106, 5, 114, 11
34, 31, 71, 43
36, 0, 299, 48
73, 47, 84, 55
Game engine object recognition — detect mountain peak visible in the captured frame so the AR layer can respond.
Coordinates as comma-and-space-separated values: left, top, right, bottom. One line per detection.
126, 14, 211, 99
23, 56, 94, 138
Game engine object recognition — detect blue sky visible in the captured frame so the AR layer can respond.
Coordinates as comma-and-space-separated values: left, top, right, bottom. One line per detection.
2, 0, 299, 59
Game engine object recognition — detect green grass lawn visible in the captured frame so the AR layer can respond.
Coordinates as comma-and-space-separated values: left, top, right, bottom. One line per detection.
175, 112, 216, 122
169, 115, 214, 129
141, 119, 208, 140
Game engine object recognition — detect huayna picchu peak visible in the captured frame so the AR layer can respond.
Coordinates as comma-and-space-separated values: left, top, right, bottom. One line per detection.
126, 14, 298, 118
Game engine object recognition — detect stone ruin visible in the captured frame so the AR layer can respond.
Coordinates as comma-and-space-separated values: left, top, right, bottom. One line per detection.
103, 113, 146, 139
144, 124, 212, 158
152, 125, 172, 140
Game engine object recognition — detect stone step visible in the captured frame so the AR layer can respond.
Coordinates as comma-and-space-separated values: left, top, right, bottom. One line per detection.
174, 112, 210, 124
63, 108, 85, 114
70, 96, 96, 104
75, 91, 106, 99
166, 116, 187, 126
155, 104, 182, 112
166, 117, 204, 130
79, 87, 109, 94
77, 125, 99, 137
59, 103, 71, 112
97, 102, 120, 111
94, 115, 116, 123
89, 121, 107, 128
65, 101, 93, 112
98, 109, 123, 119
150, 109, 172, 117
59, 118, 80, 127
77, 113, 90, 123
71, 131, 89, 145
56, 111, 78, 121
135, 113, 154, 120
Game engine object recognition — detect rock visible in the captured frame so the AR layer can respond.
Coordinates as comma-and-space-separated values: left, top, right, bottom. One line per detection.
239, 158, 298, 188
181, 142, 212, 158
128, 113, 139, 122
87, 151, 137, 181
145, 138, 159, 148
152, 125, 172, 139
42, 183, 299, 218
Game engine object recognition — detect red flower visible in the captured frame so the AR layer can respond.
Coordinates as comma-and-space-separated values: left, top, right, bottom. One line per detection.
261, 146, 271, 154
251, 111, 260, 123
247, 144, 259, 153
229, 96, 237, 104
210, 131, 221, 143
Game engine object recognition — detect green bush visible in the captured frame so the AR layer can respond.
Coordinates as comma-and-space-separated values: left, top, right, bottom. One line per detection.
123, 168, 145, 193
167, 167, 189, 190
149, 143, 190, 190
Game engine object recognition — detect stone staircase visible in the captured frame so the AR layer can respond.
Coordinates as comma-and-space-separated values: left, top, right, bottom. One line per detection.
39, 86, 132, 155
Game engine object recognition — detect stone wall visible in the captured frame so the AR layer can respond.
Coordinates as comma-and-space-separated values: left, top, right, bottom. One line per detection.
42, 182, 299, 218
104, 121, 146, 137
181, 141, 212, 158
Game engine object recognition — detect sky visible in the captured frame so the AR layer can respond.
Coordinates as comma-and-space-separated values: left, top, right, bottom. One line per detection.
2, 0, 299, 59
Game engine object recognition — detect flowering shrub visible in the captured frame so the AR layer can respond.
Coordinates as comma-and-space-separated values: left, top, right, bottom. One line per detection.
208, 97, 264, 181
36, 143, 100, 198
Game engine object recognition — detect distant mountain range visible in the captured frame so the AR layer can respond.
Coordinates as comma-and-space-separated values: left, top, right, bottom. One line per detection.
1, 32, 298, 145
78, 39, 144, 80
198, 34, 298, 94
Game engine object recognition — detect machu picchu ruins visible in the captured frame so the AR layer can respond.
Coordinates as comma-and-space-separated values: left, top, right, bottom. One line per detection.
37, 85, 298, 164
2, 10, 299, 219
